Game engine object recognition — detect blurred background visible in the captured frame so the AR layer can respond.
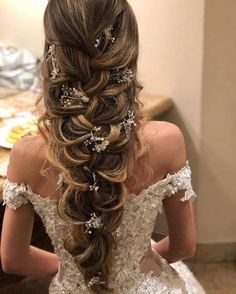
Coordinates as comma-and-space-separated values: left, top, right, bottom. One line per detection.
0, 1, 235, 293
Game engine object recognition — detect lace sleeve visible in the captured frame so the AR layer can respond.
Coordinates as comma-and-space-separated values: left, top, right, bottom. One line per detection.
161, 161, 197, 202
2, 179, 29, 210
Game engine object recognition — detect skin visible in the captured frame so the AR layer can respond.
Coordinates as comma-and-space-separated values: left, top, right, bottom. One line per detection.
0, 120, 196, 277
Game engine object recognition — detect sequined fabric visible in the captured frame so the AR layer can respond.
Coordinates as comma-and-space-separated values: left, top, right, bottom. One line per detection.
2, 162, 205, 293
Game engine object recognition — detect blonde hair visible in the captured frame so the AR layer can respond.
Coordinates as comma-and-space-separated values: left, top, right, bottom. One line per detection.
38, 0, 150, 292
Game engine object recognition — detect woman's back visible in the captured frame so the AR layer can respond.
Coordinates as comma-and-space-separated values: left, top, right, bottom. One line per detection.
3, 121, 204, 293
8, 120, 185, 199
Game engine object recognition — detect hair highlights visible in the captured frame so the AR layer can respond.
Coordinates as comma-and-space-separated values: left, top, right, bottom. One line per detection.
38, 0, 149, 292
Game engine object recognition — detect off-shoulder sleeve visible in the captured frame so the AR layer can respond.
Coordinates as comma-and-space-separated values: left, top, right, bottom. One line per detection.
2, 179, 29, 210
160, 161, 197, 202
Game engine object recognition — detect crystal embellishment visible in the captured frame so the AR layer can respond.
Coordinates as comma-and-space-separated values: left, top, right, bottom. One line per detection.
106, 25, 116, 44
110, 68, 134, 84
2, 180, 28, 210
121, 110, 137, 137
84, 127, 109, 153
89, 173, 99, 192
1, 161, 198, 294
46, 44, 60, 80
60, 85, 90, 107
85, 213, 103, 234
87, 273, 105, 287
95, 25, 116, 48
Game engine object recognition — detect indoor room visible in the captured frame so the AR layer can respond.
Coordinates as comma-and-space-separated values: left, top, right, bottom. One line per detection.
0, 1, 235, 293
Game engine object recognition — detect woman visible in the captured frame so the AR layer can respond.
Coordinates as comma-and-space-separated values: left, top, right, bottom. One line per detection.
1, 0, 205, 293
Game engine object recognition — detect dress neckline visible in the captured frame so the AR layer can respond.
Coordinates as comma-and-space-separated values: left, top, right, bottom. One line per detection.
3, 161, 189, 203
128, 161, 189, 197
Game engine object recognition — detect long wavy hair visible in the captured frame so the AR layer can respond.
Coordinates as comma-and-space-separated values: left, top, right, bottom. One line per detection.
38, 0, 150, 292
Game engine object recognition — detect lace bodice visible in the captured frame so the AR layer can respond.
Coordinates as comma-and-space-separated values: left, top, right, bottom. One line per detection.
2, 161, 201, 294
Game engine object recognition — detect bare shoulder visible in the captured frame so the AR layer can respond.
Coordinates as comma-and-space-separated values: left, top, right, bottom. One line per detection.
7, 135, 46, 185
141, 120, 187, 176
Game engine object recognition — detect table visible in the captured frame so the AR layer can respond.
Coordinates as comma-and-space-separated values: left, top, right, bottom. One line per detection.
0, 87, 173, 196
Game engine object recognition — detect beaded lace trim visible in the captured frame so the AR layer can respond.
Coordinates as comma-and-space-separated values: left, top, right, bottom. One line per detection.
1, 161, 199, 294
2, 181, 29, 210
2, 161, 195, 211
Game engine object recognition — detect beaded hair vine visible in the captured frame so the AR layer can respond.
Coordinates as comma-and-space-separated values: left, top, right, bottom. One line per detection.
46, 44, 60, 80
88, 273, 105, 288
120, 110, 137, 138
95, 25, 116, 49
110, 67, 134, 84
83, 110, 136, 153
89, 173, 99, 192
60, 85, 90, 107
85, 213, 103, 234
84, 127, 110, 153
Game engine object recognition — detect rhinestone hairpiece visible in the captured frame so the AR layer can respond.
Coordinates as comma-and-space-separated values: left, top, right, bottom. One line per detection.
84, 127, 109, 153
95, 25, 116, 49
46, 44, 60, 80
85, 213, 103, 234
88, 273, 105, 287
89, 173, 99, 192
60, 85, 90, 107
110, 67, 134, 84
120, 110, 137, 138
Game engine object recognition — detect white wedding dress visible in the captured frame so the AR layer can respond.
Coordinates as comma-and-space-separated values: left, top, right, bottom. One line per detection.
2, 161, 206, 293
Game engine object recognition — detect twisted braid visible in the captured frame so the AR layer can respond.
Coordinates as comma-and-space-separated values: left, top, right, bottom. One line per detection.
39, 1, 149, 292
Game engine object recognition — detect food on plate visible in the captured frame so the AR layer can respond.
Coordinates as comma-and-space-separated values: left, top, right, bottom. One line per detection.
6, 118, 38, 144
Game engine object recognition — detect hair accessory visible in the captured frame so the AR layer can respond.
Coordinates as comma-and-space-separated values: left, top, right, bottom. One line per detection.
106, 25, 116, 44
85, 213, 103, 234
60, 85, 90, 107
84, 127, 109, 153
46, 44, 60, 80
121, 110, 136, 137
56, 173, 64, 190
88, 273, 105, 287
89, 173, 99, 192
95, 25, 116, 49
95, 36, 102, 48
110, 67, 134, 84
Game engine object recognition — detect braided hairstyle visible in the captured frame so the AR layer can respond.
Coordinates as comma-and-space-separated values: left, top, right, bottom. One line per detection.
39, 0, 149, 292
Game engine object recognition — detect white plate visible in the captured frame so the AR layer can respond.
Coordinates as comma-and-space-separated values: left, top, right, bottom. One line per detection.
0, 107, 16, 119
0, 114, 36, 149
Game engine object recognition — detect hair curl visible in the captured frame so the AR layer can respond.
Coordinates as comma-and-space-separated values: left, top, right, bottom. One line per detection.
38, 0, 150, 292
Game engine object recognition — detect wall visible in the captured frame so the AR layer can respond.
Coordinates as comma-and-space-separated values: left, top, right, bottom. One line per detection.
197, 0, 236, 244
0, 0, 47, 57
129, 0, 204, 154
129, 0, 205, 239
